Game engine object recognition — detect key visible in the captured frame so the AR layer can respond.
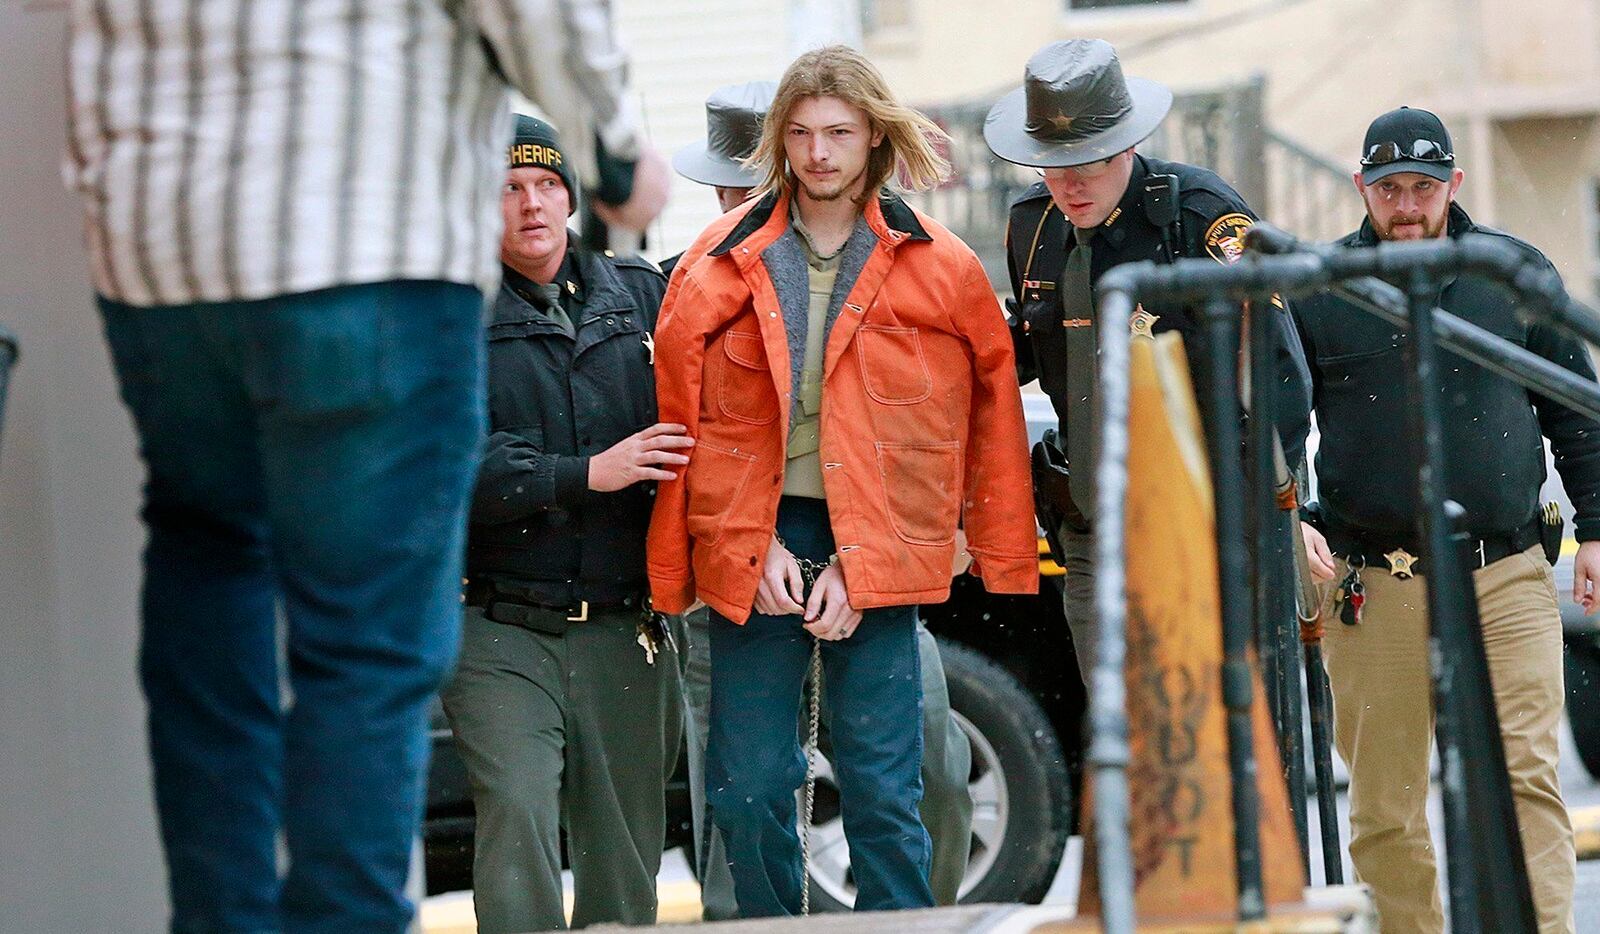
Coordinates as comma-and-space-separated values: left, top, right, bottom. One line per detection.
640, 608, 676, 657
636, 623, 658, 665
653, 613, 677, 656
1340, 573, 1365, 626
1339, 582, 1363, 625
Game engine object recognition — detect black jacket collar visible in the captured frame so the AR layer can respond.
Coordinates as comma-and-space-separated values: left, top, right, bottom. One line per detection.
1093, 155, 1156, 249
492, 244, 637, 328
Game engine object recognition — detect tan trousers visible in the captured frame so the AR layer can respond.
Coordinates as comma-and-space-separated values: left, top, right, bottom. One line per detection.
1322, 544, 1574, 934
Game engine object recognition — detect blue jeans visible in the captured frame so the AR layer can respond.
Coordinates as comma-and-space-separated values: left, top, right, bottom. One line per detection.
99, 281, 486, 934
706, 497, 933, 917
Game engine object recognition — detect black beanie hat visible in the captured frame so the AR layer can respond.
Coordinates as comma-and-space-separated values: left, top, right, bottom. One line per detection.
507, 114, 578, 213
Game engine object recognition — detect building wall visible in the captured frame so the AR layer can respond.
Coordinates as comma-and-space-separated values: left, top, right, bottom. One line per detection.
1490, 116, 1600, 302
0, 4, 166, 931
1476, 0, 1600, 91
614, 0, 794, 260
859, 0, 1600, 298
616, 0, 865, 263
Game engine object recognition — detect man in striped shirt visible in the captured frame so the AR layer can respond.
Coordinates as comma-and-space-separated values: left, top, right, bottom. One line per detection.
63, 3, 667, 932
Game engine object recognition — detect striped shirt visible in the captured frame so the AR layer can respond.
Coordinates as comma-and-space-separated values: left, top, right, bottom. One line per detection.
64, 0, 640, 308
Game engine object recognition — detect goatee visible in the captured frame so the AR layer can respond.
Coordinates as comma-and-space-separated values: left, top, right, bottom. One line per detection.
800, 183, 847, 202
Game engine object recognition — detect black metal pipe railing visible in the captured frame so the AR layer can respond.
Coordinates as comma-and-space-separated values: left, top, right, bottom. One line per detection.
1400, 268, 1538, 933
1245, 292, 1309, 874
1269, 511, 1308, 876
1090, 226, 1599, 929
1204, 293, 1267, 920
1302, 634, 1342, 884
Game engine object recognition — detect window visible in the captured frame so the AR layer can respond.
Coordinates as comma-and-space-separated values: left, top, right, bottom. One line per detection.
861, 0, 912, 35
1067, 0, 1189, 9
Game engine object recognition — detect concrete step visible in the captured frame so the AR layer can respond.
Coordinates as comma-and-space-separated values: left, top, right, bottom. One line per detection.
424, 885, 1376, 934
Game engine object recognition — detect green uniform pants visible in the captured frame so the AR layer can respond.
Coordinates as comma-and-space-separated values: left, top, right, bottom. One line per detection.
683, 610, 972, 915
442, 605, 683, 932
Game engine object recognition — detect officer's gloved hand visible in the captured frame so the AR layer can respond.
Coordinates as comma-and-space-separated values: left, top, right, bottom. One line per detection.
592, 144, 670, 233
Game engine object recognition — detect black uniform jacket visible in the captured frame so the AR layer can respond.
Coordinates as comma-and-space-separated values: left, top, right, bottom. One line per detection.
1295, 203, 1600, 543
659, 250, 684, 279
1006, 154, 1313, 470
468, 246, 668, 603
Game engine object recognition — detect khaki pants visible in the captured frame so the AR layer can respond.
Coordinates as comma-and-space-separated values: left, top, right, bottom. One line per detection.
1322, 544, 1574, 934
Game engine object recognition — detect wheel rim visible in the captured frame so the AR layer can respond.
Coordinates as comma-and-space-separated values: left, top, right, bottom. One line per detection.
802, 709, 1010, 906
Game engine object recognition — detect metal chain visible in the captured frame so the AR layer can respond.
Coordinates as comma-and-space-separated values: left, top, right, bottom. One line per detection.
801, 637, 821, 915
782, 539, 832, 916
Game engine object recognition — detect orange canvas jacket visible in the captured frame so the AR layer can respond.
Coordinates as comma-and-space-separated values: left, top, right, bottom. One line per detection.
648, 190, 1038, 624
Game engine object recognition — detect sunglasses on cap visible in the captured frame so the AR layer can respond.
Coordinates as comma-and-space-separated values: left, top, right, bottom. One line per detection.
1361, 139, 1453, 166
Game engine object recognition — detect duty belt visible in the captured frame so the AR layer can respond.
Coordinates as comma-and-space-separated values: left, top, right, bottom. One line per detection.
1325, 517, 1542, 577
463, 578, 647, 635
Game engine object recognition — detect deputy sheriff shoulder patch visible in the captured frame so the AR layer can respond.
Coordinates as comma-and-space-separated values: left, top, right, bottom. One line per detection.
1204, 213, 1254, 265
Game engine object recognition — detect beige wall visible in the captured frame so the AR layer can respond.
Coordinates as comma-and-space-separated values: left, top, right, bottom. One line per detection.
1476, 0, 1600, 90
1490, 116, 1600, 301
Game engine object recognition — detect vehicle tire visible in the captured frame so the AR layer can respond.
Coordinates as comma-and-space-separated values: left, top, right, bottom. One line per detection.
1565, 636, 1600, 780
802, 638, 1072, 909
939, 639, 1072, 904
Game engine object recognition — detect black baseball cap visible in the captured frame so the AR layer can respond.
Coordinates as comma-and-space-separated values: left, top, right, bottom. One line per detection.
1360, 107, 1455, 185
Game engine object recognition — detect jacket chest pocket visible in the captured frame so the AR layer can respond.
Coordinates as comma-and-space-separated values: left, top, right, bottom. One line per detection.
716, 329, 779, 425
486, 339, 561, 431
1315, 342, 1404, 408
1309, 306, 1403, 365
577, 313, 653, 362
856, 325, 932, 405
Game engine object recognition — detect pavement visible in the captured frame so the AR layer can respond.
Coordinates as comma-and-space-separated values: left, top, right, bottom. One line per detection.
1301, 716, 1600, 932
421, 720, 1600, 933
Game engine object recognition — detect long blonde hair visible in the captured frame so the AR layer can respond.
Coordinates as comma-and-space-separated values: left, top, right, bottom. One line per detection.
747, 46, 951, 203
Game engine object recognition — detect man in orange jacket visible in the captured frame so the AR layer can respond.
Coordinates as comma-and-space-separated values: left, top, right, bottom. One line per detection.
648, 46, 1039, 917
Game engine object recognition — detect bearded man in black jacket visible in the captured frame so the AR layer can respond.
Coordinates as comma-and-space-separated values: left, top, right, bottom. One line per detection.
1295, 107, 1596, 934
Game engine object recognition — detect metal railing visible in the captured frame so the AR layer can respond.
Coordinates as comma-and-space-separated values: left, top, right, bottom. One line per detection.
1265, 130, 1368, 244
1084, 226, 1597, 931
